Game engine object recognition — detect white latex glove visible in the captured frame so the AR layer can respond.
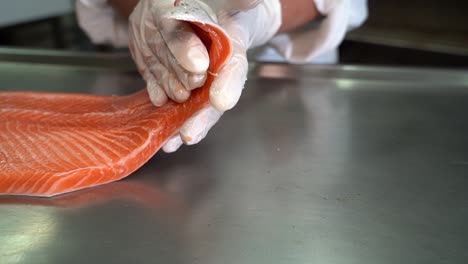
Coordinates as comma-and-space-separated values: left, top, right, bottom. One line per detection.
76, 0, 129, 47
268, 0, 368, 63
128, 0, 282, 152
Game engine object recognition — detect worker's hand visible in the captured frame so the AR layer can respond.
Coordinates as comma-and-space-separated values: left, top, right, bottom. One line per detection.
162, 104, 223, 152
129, 0, 282, 152
129, 0, 210, 105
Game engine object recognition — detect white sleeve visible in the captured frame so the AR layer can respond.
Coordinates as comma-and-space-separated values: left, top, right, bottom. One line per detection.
269, 0, 368, 63
75, 0, 129, 48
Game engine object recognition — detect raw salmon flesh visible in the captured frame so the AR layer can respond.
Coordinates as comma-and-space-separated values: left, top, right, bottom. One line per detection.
0, 15, 232, 197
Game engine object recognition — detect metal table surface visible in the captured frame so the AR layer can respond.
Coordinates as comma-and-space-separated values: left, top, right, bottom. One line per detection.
0, 58, 468, 264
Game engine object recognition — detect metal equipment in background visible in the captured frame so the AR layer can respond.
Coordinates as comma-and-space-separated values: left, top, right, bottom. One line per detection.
342, 0, 468, 67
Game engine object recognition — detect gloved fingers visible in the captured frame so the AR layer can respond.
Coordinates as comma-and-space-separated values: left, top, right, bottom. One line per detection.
162, 134, 184, 153
129, 9, 167, 106
162, 74, 191, 103
146, 56, 191, 103
179, 105, 223, 145
128, 13, 148, 78
187, 73, 207, 91
145, 71, 168, 106
162, 105, 223, 153
158, 18, 209, 75
129, 23, 169, 106
209, 40, 249, 112
129, 4, 155, 65
130, 2, 194, 105
149, 12, 209, 91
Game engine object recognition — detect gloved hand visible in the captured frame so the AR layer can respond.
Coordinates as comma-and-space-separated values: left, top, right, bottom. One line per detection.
128, 0, 282, 152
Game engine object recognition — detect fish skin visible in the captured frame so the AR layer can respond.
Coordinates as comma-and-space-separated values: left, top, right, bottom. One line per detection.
0, 11, 232, 197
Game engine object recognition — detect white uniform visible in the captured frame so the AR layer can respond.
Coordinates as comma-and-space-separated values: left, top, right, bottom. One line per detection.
76, 0, 368, 64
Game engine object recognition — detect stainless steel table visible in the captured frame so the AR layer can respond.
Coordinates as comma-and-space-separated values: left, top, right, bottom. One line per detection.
1, 53, 468, 263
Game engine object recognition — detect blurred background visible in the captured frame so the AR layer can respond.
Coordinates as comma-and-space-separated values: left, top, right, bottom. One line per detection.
0, 0, 467, 68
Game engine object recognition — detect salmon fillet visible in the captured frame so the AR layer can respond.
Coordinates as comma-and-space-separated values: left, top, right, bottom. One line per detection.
0, 21, 231, 197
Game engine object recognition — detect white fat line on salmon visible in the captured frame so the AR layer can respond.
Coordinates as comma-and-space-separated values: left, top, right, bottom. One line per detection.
208, 71, 218, 76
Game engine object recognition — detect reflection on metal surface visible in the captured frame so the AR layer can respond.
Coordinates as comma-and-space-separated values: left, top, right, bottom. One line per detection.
0, 210, 57, 264
0, 181, 181, 210
336, 79, 356, 90
255, 63, 299, 79
254, 63, 468, 87
0, 62, 468, 263
0, 62, 144, 95
0, 47, 135, 70
346, 26, 468, 57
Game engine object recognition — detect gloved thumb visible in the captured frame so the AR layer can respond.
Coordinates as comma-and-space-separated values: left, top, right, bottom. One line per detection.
209, 40, 249, 112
